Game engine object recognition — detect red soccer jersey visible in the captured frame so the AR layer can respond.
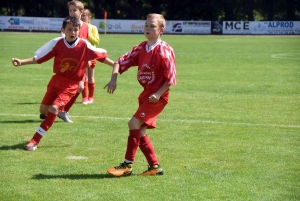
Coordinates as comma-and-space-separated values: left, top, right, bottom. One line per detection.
118, 39, 176, 102
79, 21, 89, 39
34, 37, 107, 89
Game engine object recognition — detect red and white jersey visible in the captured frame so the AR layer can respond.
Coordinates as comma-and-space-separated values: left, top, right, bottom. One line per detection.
118, 39, 176, 101
34, 37, 107, 83
78, 21, 89, 39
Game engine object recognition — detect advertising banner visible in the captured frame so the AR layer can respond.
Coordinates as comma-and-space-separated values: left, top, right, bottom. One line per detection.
1, 16, 63, 31
223, 21, 300, 35
211, 21, 223, 34
222, 21, 251, 34
250, 21, 299, 34
91, 19, 145, 33
92, 19, 211, 34
0, 16, 299, 35
168, 21, 211, 34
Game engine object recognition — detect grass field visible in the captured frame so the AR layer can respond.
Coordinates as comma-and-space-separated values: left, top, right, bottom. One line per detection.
0, 32, 299, 201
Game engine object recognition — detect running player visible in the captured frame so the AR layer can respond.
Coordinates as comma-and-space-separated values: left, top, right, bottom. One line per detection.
12, 16, 114, 151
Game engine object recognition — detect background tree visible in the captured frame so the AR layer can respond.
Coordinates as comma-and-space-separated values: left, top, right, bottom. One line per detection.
0, 0, 299, 20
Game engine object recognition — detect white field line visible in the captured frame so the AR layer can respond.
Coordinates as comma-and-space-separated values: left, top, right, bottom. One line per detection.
270, 53, 300, 60
0, 113, 299, 129
66, 156, 88, 160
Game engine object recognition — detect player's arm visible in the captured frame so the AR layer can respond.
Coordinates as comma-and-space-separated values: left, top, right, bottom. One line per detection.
11, 57, 37, 67
88, 25, 100, 46
149, 46, 176, 103
104, 62, 120, 94
149, 81, 171, 103
103, 57, 114, 67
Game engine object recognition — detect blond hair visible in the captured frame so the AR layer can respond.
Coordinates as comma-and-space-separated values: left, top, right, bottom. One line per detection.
68, 0, 84, 11
147, 13, 166, 28
83, 9, 92, 17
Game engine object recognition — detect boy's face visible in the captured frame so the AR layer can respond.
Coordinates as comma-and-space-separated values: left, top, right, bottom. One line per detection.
69, 5, 82, 20
81, 12, 89, 23
61, 23, 80, 42
144, 17, 164, 40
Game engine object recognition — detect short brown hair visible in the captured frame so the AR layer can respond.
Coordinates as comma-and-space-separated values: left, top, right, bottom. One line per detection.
62, 16, 80, 28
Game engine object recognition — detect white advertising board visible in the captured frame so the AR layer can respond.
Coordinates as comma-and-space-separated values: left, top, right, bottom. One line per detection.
1, 16, 63, 31
0, 16, 299, 35
167, 21, 211, 34
250, 21, 299, 34
223, 21, 300, 35
91, 19, 146, 33
91, 19, 211, 34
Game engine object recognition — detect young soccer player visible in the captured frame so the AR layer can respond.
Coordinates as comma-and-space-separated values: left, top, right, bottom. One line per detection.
56, 0, 90, 122
104, 13, 176, 176
81, 9, 100, 104
39, 0, 89, 122
12, 16, 114, 151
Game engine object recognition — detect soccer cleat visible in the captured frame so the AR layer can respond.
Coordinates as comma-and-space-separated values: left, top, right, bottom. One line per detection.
107, 162, 133, 177
57, 112, 73, 123
39, 113, 46, 119
137, 164, 164, 176
82, 98, 89, 105
24, 142, 38, 151
88, 97, 94, 104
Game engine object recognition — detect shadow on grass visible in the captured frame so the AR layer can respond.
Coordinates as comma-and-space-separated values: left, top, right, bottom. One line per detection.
16, 102, 40, 105
0, 120, 41, 124
0, 142, 26, 150
0, 142, 73, 151
32, 173, 114, 180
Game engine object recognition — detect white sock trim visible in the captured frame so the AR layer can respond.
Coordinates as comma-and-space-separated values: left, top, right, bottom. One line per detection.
125, 159, 133, 164
36, 127, 46, 136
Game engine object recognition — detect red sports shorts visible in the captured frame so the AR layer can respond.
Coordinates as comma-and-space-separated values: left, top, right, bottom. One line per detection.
133, 98, 167, 129
41, 85, 77, 111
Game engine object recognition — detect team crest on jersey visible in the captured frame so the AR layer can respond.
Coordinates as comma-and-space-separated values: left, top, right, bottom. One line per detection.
60, 58, 78, 72
138, 64, 155, 84
140, 112, 146, 118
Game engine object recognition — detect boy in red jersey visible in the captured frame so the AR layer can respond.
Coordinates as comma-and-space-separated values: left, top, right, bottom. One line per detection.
39, 0, 89, 123
12, 16, 114, 151
104, 13, 176, 176
56, 0, 89, 123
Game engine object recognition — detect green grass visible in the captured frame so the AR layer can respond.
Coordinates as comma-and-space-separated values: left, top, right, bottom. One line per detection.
0, 32, 299, 201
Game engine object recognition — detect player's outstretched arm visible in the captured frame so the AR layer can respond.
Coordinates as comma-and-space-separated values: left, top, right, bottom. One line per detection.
103, 57, 114, 67
104, 62, 120, 94
11, 57, 37, 67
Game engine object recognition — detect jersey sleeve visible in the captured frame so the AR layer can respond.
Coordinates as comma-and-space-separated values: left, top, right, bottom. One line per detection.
118, 43, 143, 74
34, 37, 62, 63
161, 43, 176, 85
88, 24, 100, 46
85, 39, 107, 62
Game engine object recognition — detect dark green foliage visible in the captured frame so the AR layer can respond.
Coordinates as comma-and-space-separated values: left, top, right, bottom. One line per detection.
1, 0, 300, 20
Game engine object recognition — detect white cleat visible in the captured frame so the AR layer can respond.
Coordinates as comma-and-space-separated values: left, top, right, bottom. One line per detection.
57, 112, 73, 123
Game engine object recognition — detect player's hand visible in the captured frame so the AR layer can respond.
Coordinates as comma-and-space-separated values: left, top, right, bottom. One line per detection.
88, 61, 92, 67
104, 80, 117, 94
11, 58, 21, 67
149, 94, 160, 103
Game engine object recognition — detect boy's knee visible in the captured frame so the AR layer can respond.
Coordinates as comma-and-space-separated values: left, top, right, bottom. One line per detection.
128, 117, 142, 130
48, 105, 59, 114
